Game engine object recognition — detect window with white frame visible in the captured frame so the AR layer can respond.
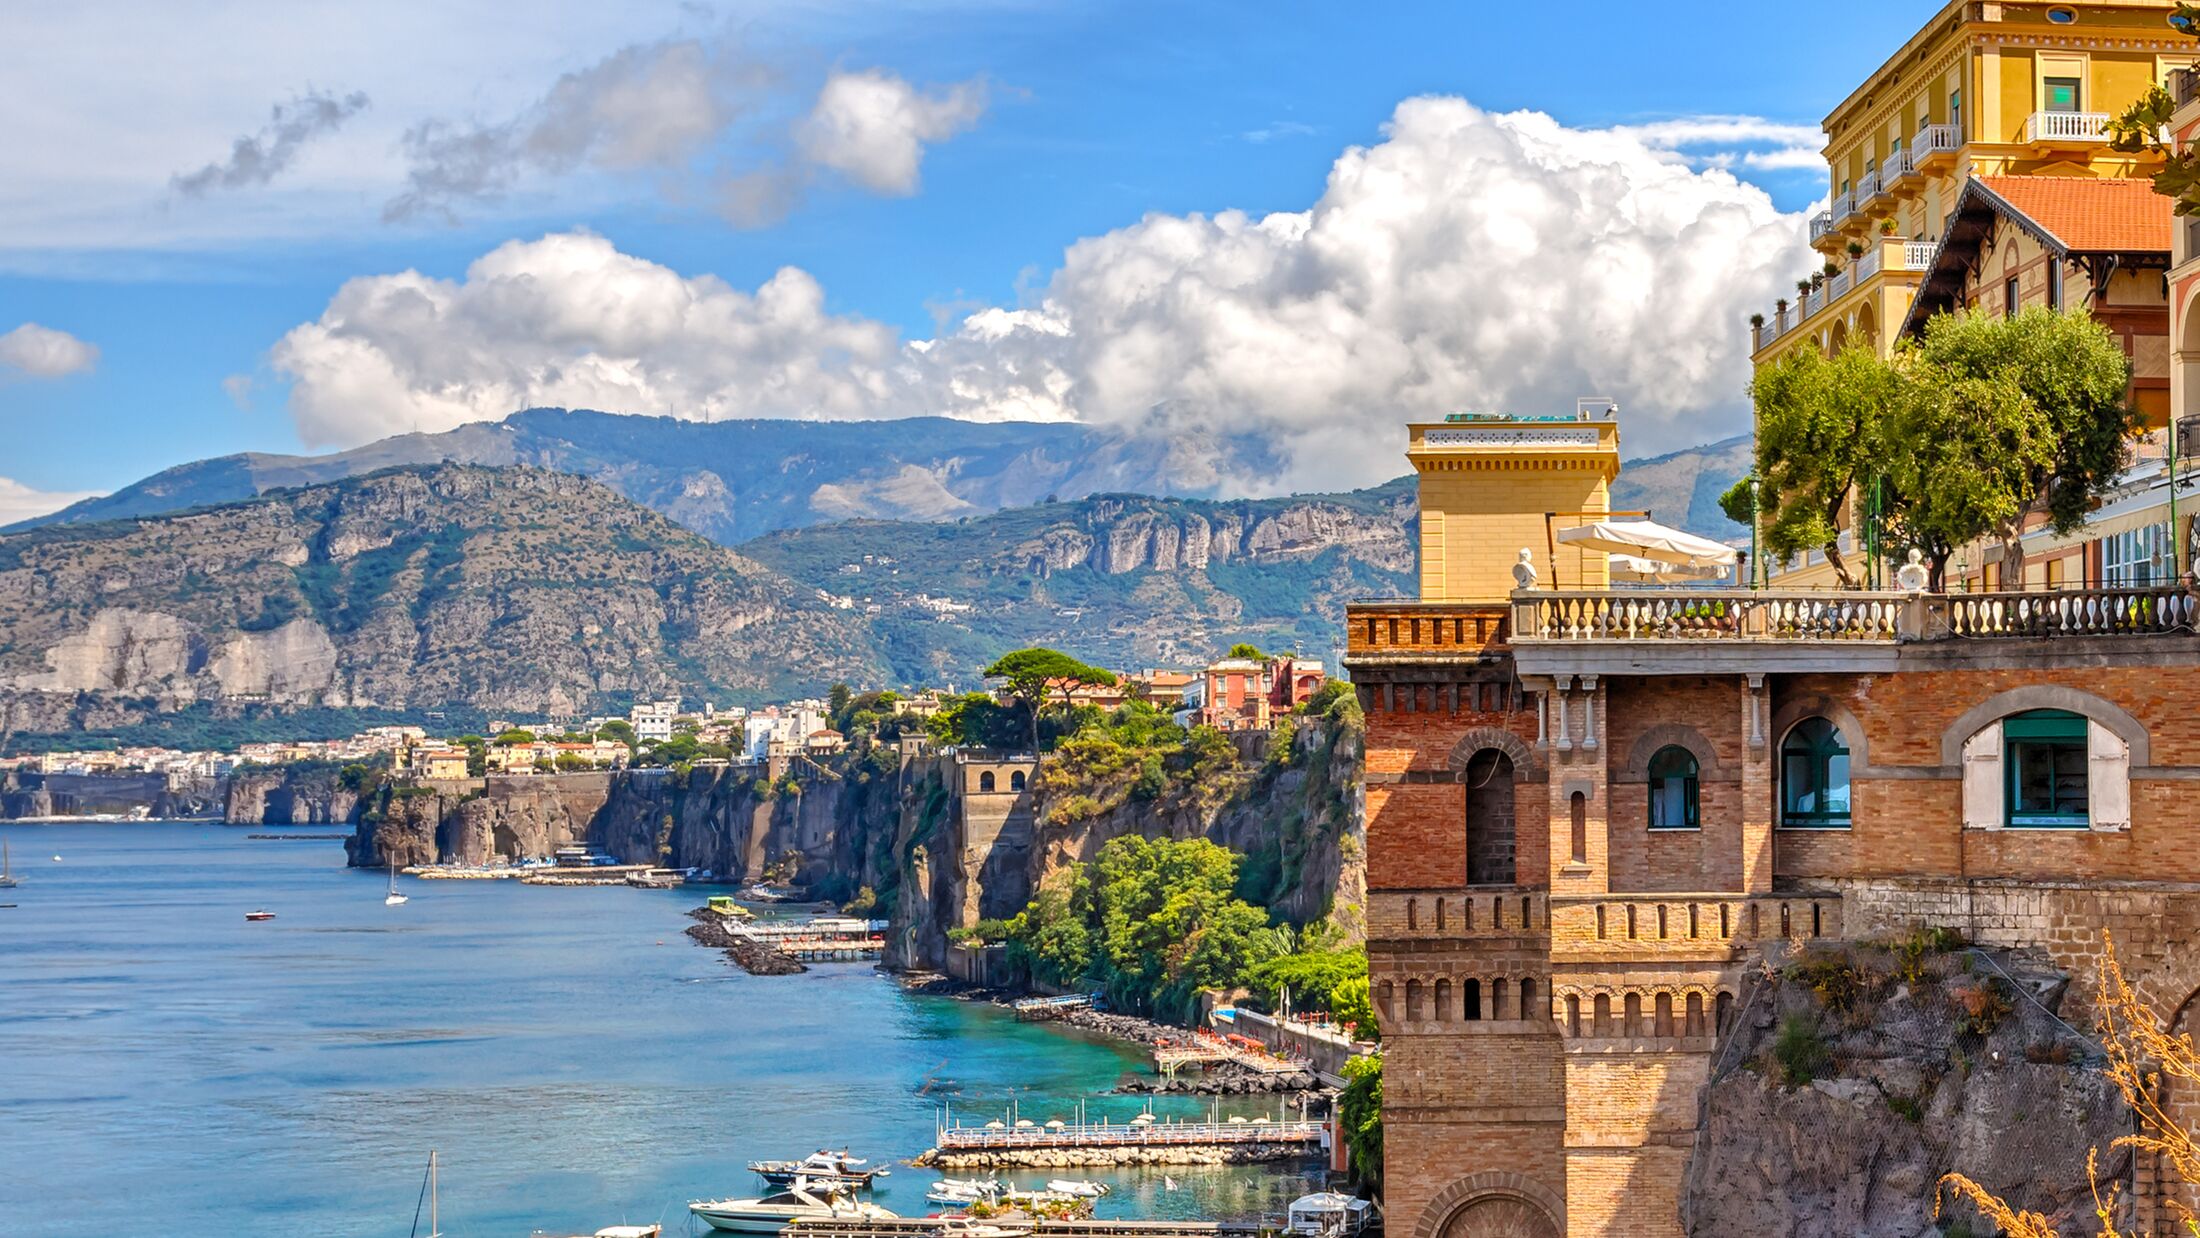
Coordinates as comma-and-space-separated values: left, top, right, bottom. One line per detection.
2103, 522, 2172, 586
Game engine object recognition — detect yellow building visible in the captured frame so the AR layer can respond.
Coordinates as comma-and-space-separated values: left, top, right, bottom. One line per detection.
1751, 0, 2181, 366
1409, 402, 1623, 603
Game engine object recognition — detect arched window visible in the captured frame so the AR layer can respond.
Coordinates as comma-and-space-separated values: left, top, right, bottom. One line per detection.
1647, 746, 1699, 830
1464, 749, 1516, 885
1009, 770, 1026, 792
1780, 718, 1851, 829
2005, 709, 2088, 828
978, 770, 996, 792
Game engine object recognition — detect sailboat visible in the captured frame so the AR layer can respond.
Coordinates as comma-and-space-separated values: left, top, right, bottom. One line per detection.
0, 840, 19, 889
385, 862, 408, 906
412, 1151, 443, 1238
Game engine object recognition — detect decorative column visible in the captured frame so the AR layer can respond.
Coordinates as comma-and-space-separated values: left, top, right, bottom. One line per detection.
1739, 674, 1774, 894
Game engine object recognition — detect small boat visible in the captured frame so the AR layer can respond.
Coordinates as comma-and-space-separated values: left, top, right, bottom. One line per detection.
750, 1150, 886, 1189
534, 1227, 661, 1238
0, 841, 19, 889
1045, 1180, 1110, 1199
245, 910, 277, 922
690, 1181, 898, 1233
1285, 1192, 1374, 1238
926, 1178, 1003, 1206
385, 862, 409, 906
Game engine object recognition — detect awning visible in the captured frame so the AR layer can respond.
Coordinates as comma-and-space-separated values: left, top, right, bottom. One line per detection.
1557, 519, 1739, 569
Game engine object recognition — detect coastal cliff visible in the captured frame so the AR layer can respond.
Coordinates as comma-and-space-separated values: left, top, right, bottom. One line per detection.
225, 765, 365, 824
0, 769, 222, 819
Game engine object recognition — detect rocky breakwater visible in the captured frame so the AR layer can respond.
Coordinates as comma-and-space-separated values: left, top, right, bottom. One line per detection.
1683, 934, 2125, 1238
683, 908, 807, 976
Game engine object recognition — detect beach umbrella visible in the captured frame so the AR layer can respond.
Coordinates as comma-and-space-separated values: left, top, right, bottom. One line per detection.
985, 1121, 1005, 1130
1556, 519, 1738, 569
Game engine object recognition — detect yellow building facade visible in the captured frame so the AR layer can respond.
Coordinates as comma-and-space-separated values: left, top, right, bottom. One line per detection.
1751, 0, 2181, 366
1409, 409, 1623, 604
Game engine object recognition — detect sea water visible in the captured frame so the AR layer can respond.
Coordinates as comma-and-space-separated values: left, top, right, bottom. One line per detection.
0, 822, 1324, 1237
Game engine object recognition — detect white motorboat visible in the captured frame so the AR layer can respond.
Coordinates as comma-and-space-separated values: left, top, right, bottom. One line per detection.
385, 862, 408, 906
1285, 1192, 1373, 1238
751, 1150, 885, 1189
1044, 1180, 1109, 1199
926, 1177, 1004, 1206
690, 1181, 898, 1233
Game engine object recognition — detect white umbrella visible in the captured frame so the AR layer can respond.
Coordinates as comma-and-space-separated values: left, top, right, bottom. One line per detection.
1558, 519, 1738, 569
1607, 553, 1729, 585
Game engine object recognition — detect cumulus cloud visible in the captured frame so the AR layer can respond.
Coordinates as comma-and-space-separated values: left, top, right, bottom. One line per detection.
0, 322, 98, 378
270, 231, 903, 446
0, 477, 102, 524
273, 97, 1815, 487
386, 39, 748, 222
171, 90, 370, 196
796, 69, 987, 196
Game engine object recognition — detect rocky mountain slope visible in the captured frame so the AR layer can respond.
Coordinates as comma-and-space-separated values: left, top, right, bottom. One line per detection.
0, 464, 881, 735
17, 409, 1279, 543
745, 479, 1418, 680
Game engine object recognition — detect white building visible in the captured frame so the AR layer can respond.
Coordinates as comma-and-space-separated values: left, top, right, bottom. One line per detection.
628, 698, 682, 742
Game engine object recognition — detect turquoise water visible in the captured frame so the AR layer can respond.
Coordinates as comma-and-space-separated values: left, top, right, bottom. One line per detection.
0, 822, 1322, 1237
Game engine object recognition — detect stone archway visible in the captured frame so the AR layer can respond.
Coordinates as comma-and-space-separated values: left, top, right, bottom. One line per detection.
1417, 1173, 1565, 1238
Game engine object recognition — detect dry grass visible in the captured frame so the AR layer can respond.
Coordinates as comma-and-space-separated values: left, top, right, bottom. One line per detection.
1935, 931, 2200, 1237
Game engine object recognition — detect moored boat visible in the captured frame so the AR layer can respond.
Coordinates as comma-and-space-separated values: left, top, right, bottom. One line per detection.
690, 1181, 898, 1233
750, 1150, 885, 1189
245, 909, 276, 921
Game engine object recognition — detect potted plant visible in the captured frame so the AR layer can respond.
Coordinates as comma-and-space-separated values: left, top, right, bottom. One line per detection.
1822, 259, 1840, 277
1846, 241, 1865, 259
1879, 218, 1899, 236
1750, 312, 1766, 328
1775, 298, 1789, 314
1796, 279, 1813, 296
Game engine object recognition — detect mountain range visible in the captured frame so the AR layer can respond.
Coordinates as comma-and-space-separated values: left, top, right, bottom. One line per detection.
0, 413, 1752, 743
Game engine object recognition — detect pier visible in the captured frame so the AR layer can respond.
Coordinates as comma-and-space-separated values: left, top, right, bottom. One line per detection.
730, 917, 887, 961
1013, 994, 1094, 1021
1151, 1032, 1307, 1078
784, 1220, 1268, 1238
920, 1116, 1327, 1169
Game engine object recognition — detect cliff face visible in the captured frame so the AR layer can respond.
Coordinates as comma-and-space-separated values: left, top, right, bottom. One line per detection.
0, 463, 879, 730
0, 770, 222, 819
1683, 940, 2126, 1237
340, 775, 611, 867
226, 766, 363, 824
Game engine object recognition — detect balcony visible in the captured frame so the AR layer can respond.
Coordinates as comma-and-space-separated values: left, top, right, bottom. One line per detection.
1859, 165, 1893, 208
2024, 110, 2110, 146
1883, 146, 1921, 193
1751, 236, 1937, 353
1828, 187, 1857, 226
1913, 121, 1961, 170
1807, 210, 1837, 247
2177, 67, 2200, 109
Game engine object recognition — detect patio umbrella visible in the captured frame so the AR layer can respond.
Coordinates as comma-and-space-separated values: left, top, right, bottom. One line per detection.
1557, 519, 1739, 569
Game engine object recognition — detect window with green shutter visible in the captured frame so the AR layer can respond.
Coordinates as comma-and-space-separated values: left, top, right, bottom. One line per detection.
2005, 710, 2088, 828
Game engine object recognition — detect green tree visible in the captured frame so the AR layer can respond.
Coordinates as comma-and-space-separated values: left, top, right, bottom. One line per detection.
982, 647, 1118, 757
1886, 308, 2139, 585
454, 734, 487, 777
492, 728, 537, 745
2108, 6, 2200, 216
1331, 975, 1378, 1043
1005, 873, 1095, 989
1246, 948, 1370, 1014
1337, 1053, 1383, 1186
1718, 343, 1899, 589
597, 720, 637, 749
828, 682, 854, 724
924, 692, 1025, 749
1226, 642, 1266, 660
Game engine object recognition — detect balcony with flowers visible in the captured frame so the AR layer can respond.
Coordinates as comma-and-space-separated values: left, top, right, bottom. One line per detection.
1751, 232, 1939, 357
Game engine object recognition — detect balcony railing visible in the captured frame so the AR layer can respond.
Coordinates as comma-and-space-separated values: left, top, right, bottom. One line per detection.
1914, 121, 1961, 159
1851, 168, 1881, 208
1942, 587, 2199, 638
1754, 239, 1941, 350
1807, 210, 1836, 245
1861, 164, 1893, 204
1904, 239, 1937, 269
1828, 188, 1856, 224
2177, 67, 2200, 108
1883, 146, 1920, 188
2024, 111, 2110, 144
1512, 590, 1906, 643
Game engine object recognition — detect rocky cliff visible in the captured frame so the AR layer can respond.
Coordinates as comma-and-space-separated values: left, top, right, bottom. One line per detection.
1683, 937, 2128, 1237
341, 774, 612, 867
226, 765, 365, 824
0, 770, 222, 818
0, 463, 880, 735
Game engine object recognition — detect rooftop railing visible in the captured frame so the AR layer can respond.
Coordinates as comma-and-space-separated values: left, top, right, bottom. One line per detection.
1513, 590, 1906, 642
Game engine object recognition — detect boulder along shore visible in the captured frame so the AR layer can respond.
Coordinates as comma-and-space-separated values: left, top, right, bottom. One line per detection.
684, 909, 806, 976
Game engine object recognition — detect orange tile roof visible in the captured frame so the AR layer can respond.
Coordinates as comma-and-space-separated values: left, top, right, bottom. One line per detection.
1972, 175, 2171, 254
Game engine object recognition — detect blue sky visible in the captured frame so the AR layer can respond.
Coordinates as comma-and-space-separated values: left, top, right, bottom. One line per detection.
0, 0, 1933, 510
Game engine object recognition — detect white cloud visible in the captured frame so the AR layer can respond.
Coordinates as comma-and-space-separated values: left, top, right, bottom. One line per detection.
270, 97, 1816, 487
172, 90, 370, 196
1614, 114, 1824, 177
386, 38, 743, 222
269, 231, 903, 447
0, 323, 99, 378
796, 68, 987, 195
0, 477, 102, 524
1241, 120, 1319, 144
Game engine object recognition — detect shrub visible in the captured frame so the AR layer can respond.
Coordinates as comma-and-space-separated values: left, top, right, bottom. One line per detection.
1789, 949, 1871, 1015
1950, 978, 2013, 1038
1772, 1013, 1830, 1087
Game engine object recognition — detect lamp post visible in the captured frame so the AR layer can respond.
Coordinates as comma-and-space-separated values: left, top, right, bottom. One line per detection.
1749, 475, 1762, 589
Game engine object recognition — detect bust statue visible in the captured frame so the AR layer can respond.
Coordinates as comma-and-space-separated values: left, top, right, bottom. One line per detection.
1895, 547, 1929, 592
1512, 548, 1540, 591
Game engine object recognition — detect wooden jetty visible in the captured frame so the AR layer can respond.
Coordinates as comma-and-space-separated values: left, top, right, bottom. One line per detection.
1151, 1032, 1307, 1078
1013, 994, 1093, 1021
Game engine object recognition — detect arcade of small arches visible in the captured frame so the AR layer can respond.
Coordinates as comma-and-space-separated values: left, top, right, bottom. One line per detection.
1379, 974, 1546, 1024
1375, 974, 1741, 1041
